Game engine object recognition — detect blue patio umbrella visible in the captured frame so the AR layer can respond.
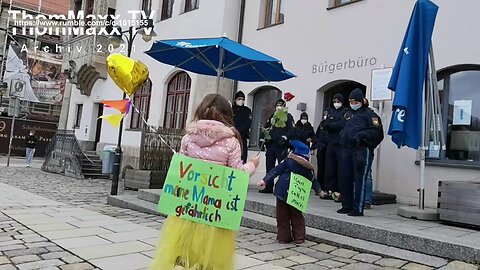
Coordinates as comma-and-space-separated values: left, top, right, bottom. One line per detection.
145, 36, 295, 91
388, 0, 439, 211
388, 0, 439, 149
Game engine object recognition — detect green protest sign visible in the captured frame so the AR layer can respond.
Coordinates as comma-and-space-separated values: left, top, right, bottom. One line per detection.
287, 173, 312, 213
157, 154, 249, 231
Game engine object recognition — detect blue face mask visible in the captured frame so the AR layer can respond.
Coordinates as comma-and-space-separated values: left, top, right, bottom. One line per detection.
350, 103, 362, 111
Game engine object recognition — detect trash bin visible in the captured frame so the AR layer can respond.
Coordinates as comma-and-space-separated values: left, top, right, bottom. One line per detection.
101, 145, 117, 174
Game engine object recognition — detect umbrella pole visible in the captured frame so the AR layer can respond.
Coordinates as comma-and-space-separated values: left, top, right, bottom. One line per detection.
419, 59, 429, 210
216, 47, 225, 94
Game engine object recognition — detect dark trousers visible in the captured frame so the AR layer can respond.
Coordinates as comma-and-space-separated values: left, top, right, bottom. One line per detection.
316, 149, 326, 191
241, 135, 248, 164
265, 143, 288, 191
340, 146, 373, 213
276, 199, 305, 242
324, 143, 342, 192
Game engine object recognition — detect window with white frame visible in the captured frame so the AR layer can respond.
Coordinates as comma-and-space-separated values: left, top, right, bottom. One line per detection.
161, 0, 174, 20
164, 72, 191, 130
130, 79, 152, 129
184, 0, 199, 13
262, 0, 283, 28
74, 104, 83, 128
141, 0, 152, 15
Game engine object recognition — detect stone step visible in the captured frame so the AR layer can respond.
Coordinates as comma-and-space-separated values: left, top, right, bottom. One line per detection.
106, 194, 448, 268
242, 211, 447, 268
108, 195, 160, 216
130, 189, 480, 264
83, 158, 102, 163
83, 173, 109, 179
138, 189, 161, 203
82, 164, 102, 169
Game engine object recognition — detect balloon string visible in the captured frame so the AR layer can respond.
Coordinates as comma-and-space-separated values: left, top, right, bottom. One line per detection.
129, 100, 177, 154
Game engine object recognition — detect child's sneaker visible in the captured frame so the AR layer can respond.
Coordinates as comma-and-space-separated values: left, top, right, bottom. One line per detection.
294, 239, 305, 244
365, 203, 372, 210
332, 192, 342, 202
319, 191, 331, 199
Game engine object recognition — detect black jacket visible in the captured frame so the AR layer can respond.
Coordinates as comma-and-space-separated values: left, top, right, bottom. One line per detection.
286, 121, 315, 147
312, 120, 328, 151
264, 112, 295, 142
340, 106, 384, 149
233, 105, 252, 137
324, 107, 348, 144
25, 135, 38, 149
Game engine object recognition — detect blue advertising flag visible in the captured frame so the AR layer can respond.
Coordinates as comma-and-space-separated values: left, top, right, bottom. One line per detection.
388, 0, 438, 149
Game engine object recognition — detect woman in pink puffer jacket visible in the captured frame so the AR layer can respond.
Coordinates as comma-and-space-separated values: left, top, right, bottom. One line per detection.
151, 94, 260, 270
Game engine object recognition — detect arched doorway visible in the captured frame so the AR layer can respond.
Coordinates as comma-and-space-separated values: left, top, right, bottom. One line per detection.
314, 80, 367, 127
164, 72, 191, 129
249, 86, 282, 148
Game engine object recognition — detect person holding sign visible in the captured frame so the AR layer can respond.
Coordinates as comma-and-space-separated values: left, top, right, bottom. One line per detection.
151, 94, 260, 270
257, 140, 315, 244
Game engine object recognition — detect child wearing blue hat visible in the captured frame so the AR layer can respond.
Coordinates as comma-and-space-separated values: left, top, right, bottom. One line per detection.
258, 140, 315, 244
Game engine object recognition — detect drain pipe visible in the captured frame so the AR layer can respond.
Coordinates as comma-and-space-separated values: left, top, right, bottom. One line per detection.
231, 0, 246, 102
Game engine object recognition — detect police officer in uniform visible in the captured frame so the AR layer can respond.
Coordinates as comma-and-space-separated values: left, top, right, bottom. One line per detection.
337, 89, 384, 216
323, 93, 348, 201
233, 91, 252, 163
260, 99, 294, 194
312, 118, 329, 195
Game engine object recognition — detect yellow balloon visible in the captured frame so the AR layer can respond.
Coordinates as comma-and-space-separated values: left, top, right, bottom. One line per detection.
106, 53, 149, 96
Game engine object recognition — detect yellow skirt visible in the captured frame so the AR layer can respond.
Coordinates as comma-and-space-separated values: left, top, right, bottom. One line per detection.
150, 216, 236, 270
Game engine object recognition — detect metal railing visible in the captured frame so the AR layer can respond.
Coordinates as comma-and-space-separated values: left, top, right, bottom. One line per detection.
140, 127, 184, 171
42, 130, 93, 179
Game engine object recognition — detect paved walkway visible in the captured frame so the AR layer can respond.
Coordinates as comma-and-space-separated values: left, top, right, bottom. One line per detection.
0, 166, 478, 270
0, 183, 287, 270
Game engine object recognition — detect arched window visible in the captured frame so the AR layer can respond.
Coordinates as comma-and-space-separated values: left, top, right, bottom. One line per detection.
130, 79, 152, 129
434, 66, 480, 162
250, 87, 282, 148
164, 72, 191, 129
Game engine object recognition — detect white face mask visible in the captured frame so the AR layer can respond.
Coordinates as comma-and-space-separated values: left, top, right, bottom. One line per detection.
236, 100, 244, 106
301, 119, 307, 125
333, 103, 342, 109
276, 106, 283, 111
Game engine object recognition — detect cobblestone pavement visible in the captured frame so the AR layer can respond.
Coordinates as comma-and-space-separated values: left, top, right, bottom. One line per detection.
0, 212, 98, 270
0, 167, 478, 270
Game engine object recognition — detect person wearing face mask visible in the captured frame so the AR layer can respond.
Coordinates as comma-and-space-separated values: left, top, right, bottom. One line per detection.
285, 112, 320, 195
322, 93, 348, 201
260, 99, 295, 194
337, 88, 384, 216
25, 130, 38, 168
286, 112, 315, 147
233, 91, 252, 163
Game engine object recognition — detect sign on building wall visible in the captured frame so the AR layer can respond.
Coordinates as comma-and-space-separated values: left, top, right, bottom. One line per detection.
4, 45, 66, 105
0, 117, 57, 157
371, 68, 393, 101
453, 100, 472, 126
